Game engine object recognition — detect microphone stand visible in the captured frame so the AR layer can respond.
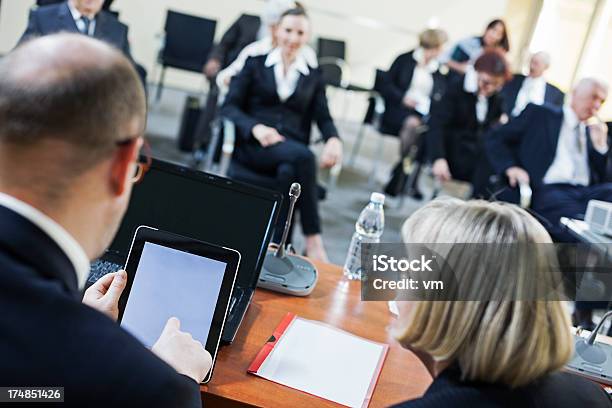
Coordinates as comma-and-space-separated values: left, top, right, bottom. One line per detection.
257, 183, 318, 296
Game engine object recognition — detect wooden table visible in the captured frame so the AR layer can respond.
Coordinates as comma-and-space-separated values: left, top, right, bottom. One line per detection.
201, 261, 432, 407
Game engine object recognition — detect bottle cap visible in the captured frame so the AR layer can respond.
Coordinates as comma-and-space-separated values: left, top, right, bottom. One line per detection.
370, 192, 385, 205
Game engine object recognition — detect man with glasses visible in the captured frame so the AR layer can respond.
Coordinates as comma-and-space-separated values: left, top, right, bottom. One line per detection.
0, 34, 210, 406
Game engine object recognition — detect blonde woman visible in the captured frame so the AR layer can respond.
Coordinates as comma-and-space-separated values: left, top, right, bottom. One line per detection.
391, 199, 610, 407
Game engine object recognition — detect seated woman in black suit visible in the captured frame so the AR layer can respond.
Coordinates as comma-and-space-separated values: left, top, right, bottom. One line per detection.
427, 49, 510, 198
379, 29, 448, 196
221, 7, 342, 262
391, 199, 611, 407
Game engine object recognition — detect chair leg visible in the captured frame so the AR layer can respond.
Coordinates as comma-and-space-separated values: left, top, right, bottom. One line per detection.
155, 66, 166, 102
368, 135, 385, 187
398, 160, 421, 209
204, 118, 221, 172
349, 123, 367, 167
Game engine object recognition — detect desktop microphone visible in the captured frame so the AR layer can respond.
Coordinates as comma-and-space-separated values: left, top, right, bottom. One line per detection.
576, 310, 612, 364
566, 310, 612, 384
257, 183, 318, 296
275, 183, 301, 259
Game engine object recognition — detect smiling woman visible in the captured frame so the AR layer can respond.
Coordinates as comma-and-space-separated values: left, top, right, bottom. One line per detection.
221, 6, 343, 263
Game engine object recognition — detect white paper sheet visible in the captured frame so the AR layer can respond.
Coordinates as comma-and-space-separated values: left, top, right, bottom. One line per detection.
255, 317, 387, 407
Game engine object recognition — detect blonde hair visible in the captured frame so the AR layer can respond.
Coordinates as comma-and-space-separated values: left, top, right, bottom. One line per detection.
418, 29, 448, 50
394, 199, 573, 388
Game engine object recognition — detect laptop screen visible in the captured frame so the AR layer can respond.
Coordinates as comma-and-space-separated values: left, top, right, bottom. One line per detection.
106, 159, 281, 289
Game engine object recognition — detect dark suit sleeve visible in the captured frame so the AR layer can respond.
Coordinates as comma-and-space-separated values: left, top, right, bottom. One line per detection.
313, 75, 339, 141
426, 84, 457, 162
120, 24, 132, 60
19, 9, 42, 44
379, 55, 406, 106
220, 57, 259, 141
208, 15, 243, 65
146, 374, 202, 407
485, 103, 539, 175
550, 85, 565, 108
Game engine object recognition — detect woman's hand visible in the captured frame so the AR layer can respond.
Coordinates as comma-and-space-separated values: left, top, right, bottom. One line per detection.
252, 124, 285, 147
432, 158, 452, 182
320, 137, 343, 168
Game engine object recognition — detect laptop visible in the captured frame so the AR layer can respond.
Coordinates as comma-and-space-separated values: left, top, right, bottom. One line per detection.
88, 158, 282, 343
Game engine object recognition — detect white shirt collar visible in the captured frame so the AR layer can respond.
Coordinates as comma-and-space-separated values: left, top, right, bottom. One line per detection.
0, 192, 90, 288
563, 104, 582, 129
67, 1, 84, 20
265, 47, 310, 76
413, 47, 440, 73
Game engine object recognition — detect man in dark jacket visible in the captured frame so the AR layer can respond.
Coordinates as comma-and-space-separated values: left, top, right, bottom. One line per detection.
0, 34, 211, 406
21, 0, 147, 87
501, 51, 564, 117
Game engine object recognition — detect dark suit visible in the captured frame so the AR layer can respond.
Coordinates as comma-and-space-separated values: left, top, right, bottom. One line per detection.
391, 365, 611, 408
379, 50, 447, 136
21, 2, 131, 58
501, 74, 565, 116
427, 75, 505, 197
20, 2, 147, 88
221, 54, 339, 236
486, 103, 612, 241
208, 14, 261, 68
0, 205, 201, 407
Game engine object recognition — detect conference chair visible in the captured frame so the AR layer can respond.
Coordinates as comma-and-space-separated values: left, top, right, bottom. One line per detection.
348, 69, 405, 186
317, 38, 346, 87
154, 10, 216, 102
208, 118, 341, 190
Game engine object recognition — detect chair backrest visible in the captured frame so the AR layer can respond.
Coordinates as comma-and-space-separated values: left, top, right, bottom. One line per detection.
373, 69, 388, 92
317, 37, 346, 87
161, 10, 216, 73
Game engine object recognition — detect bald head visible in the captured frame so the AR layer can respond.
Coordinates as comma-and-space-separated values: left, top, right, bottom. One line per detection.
528, 51, 550, 78
571, 78, 608, 121
0, 34, 146, 201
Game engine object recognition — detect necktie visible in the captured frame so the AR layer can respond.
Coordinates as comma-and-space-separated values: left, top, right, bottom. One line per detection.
80, 17, 91, 36
573, 124, 589, 185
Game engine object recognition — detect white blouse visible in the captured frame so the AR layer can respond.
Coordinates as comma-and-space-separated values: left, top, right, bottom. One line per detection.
265, 47, 310, 102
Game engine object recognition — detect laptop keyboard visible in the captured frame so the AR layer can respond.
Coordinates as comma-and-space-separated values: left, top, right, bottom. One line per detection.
88, 260, 123, 283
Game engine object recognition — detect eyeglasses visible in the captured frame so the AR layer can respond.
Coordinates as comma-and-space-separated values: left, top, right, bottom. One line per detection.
115, 137, 152, 184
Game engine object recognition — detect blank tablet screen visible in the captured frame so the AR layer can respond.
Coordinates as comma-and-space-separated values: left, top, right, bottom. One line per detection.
120, 242, 226, 348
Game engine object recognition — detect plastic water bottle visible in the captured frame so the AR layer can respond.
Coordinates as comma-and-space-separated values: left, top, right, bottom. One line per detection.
343, 193, 385, 280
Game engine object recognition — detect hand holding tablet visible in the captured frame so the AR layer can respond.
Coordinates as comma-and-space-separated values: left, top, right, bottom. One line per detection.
117, 226, 241, 383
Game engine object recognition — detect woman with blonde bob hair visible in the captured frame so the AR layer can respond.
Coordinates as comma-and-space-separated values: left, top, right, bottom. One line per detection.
391, 199, 610, 407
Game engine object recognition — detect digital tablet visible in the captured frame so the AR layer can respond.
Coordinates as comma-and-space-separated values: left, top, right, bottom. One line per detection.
117, 226, 240, 383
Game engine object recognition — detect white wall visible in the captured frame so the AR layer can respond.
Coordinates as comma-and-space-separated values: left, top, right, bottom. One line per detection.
1, 0, 507, 91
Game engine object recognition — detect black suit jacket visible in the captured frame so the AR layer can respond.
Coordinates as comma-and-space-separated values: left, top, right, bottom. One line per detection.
0, 205, 201, 407
379, 50, 447, 135
501, 74, 565, 116
20, 2, 131, 59
427, 76, 504, 182
221, 54, 339, 147
391, 366, 611, 408
208, 14, 261, 68
486, 103, 608, 188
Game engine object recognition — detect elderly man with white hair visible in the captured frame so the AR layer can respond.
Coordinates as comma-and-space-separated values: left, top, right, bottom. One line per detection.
487, 77, 610, 243
501, 51, 565, 117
